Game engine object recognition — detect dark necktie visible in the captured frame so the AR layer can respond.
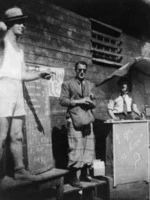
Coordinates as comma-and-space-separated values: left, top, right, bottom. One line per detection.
81, 82, 85, 97
122, 96, 128, 115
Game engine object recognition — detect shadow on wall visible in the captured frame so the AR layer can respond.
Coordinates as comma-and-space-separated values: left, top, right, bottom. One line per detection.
0, 136, 14, 178
93, 119, 110, 162
52, 125, 68, 169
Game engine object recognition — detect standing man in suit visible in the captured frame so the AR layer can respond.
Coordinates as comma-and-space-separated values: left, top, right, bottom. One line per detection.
60, 61, 96, 188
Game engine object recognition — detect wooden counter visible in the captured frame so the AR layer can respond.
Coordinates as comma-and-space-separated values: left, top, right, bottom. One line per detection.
104, 120, 149, 187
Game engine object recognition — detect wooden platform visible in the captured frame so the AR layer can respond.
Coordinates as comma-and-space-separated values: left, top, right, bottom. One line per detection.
64, 180, 106, 193
64, 176, 110, 200
0, 168, 68, 200
0, 171, 110, 200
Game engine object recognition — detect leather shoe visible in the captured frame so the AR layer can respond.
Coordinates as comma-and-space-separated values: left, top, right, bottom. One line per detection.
69, 168, 83, 188
69, 178, 83, 188
80, 174, 93, 182
80, 174, 100, 183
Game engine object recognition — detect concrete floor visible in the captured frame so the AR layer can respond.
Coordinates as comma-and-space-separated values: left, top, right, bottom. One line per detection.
109, 179, 149, 200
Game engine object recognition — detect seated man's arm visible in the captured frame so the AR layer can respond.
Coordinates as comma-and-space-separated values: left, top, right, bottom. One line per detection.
107, 99, 119, 121
131, 96, 142, 118
132, 103, 141, 118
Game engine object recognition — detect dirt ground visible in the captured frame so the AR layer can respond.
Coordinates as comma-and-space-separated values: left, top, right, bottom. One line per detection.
109, 179, 149, 200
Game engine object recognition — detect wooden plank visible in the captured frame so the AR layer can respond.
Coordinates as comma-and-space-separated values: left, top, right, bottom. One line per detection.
25, 60, 75, 70
20, 4, 91, 38
23, 47, 92, 66
34, 168, 68, 181
26, 15, 91, 38
92, 58, 122, 67
92, 30, 122, 43
25, 58, 75, 69
26, 17, 91, 38
20, 36, 92, 58
24, 28, 91, 50
0, 168, 68, 190
19, 0, 90, 30
25, 59, 94, 72
26, 22, 90, 43
91, 48, 123, 58
14, 0, 90, 24
64, 181, 106, 194
90, 18, 122, 34
56, 176, 64, 200
91, 38, 122, 50
37, 0, 90, 24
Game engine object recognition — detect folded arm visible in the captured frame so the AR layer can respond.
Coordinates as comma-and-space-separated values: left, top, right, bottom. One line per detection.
60, 82, 96, 108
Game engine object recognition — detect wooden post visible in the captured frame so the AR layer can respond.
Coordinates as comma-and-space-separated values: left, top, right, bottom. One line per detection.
56, 176, 64, 200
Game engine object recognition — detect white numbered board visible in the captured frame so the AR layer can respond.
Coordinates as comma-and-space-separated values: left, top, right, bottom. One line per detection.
113, 122, 149, 186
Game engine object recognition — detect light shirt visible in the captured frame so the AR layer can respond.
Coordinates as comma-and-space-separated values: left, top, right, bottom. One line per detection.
107, 92, 135, 113
0, 40, 24, 80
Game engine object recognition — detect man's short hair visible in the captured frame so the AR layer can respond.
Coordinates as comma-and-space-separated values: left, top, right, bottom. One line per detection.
117, 77, 129, 86
75, 61, 88, 71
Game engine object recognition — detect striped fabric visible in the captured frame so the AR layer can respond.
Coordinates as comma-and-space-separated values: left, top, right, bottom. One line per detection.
67, 119, 95, 169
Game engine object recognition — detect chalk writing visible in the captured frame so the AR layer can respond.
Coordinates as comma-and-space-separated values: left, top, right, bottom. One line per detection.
23, 65, 53, 173
121, 153, 127, 160
114, 122, 149, 185
129, 138, 141, 151
134, 152, 141, 169
116, 133, 120, 144
33, 156, 48, 165
123, 128, 133, 141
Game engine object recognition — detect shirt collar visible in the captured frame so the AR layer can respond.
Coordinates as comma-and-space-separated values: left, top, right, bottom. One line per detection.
121, 91, 128, 96
75, 77, 85, 85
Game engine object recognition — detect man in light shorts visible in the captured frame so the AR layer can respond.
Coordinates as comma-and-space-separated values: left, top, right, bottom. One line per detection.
0, 7, 52, 180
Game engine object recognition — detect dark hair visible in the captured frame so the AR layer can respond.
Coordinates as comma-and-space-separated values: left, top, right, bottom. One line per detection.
75, 61, 88, 71
117, 77, 129, 86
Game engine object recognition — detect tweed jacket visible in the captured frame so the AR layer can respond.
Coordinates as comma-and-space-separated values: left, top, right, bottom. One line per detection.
60, 78, 95, 118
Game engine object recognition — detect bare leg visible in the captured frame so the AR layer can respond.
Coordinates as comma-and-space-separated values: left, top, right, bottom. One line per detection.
9, 116, 24, 170
10, 116, 37, 180
0, 117, 9, 161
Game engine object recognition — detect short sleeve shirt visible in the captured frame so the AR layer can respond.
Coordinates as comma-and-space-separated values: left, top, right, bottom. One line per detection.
107, 92, 135, 113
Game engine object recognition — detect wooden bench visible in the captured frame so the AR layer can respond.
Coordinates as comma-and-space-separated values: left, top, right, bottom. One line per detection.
0, 168, 68, 200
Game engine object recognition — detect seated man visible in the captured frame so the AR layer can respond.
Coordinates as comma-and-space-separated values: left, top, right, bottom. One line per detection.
107, 77, 142, 120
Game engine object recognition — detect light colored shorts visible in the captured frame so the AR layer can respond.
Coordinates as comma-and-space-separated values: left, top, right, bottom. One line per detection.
0, 78, 26, 117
